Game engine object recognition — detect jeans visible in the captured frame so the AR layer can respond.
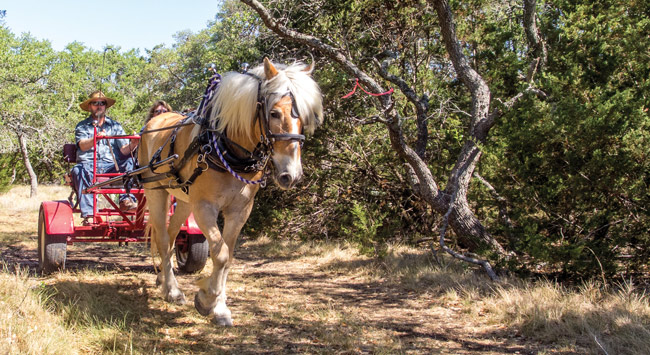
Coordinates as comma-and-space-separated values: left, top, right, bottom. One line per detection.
71, 158, 136, 218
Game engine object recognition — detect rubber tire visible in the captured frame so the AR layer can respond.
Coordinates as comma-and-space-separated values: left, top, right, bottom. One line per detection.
175, 234, 208, 273
38, 209, 67, 274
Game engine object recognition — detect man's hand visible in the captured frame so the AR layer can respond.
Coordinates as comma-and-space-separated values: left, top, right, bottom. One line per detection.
120, 134, 140, 156
78, 131, 103, 152
78, 130, 108, 152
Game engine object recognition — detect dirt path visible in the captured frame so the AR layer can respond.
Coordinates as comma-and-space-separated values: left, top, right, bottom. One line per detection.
231, 243, 540, 354
0, 231, 559, 354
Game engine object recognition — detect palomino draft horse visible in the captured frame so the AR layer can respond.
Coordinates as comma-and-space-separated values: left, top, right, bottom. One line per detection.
138, 58, 323, 325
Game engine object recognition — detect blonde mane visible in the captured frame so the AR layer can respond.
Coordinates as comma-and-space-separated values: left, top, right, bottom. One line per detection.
208, 61, 323, 145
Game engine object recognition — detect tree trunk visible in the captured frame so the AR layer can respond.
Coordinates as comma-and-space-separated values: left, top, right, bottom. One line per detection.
17, 133, 38, 197
10, 166, 16, 185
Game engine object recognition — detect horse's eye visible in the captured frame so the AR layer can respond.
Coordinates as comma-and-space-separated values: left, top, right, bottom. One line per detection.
269, 110, 282, 120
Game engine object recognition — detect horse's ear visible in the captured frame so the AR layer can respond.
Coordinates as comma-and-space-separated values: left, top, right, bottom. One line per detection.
303, 62, 314, 75
263, 57, 279, 79
303, 53, 315, 75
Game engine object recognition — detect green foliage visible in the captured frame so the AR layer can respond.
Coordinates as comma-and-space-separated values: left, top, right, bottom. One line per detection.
249, 121, 434, 256
0, 0, 647, 280
249, 0, 650, 278
480, 0, 650, 276
339, 200, 389, 255
0, 153, 18, 193
241, 0, 460, 256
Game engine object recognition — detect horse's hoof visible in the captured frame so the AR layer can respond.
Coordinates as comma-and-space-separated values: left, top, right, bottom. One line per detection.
211, 315, 233, 327
194, 293, 212, 316
165, 292, 186, 305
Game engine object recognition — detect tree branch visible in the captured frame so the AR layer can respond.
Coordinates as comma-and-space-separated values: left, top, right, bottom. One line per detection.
487, 0, 548, 122
241, 0, 390, 108
523, 0, 547, 80
374, 55, 430, 158
242, 0, 510, 269
474, 172, 513, 230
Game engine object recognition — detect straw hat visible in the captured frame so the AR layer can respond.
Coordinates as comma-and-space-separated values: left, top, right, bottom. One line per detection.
79, 91, 116, 112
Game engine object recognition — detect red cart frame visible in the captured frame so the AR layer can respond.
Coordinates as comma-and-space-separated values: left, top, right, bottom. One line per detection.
38, 128, 208, 273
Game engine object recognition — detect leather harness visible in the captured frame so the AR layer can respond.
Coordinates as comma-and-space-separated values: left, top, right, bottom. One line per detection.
137, 72, 305, 194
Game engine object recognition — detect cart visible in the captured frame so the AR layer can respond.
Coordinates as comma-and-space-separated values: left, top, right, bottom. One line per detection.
37, 133, 209, 274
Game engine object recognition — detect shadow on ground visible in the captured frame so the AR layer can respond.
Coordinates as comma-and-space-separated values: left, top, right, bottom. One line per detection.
2, 235, 565, 354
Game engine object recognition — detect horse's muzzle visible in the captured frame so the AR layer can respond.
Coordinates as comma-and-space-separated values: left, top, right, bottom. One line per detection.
276, 172, 300, 189
271, 145, 303, 189
273, 160, 302, 189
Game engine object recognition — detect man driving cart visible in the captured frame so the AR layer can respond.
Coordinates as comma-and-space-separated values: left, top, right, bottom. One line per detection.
71, 91, 139, 225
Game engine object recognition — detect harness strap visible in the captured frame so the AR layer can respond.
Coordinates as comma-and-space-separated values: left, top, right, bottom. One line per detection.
148, 116, 191, 172
139, 69, 307, 192
140, 115, 208, 193
140, 119, 195, 135
149, 128, 176, 169
138, 173, 170, 185
208, 129, 259, 161
156, 132, 209, 193
271, 133, 306, 142
246, 75, 305, 147
180, 166, 207, 194
169, 132, 207, 176
207, 130, 269, 173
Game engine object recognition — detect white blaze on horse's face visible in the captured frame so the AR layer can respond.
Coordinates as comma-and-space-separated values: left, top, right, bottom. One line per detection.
269, 95, 303, 189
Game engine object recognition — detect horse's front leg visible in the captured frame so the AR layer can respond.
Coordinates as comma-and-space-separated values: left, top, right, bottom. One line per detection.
193, 199, 253, 326
147, 189, 186, 304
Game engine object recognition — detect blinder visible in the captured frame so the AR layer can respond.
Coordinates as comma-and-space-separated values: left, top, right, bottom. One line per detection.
256, 87, 306, 147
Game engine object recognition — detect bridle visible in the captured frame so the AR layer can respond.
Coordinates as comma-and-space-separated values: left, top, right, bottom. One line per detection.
246, 73, 306, 148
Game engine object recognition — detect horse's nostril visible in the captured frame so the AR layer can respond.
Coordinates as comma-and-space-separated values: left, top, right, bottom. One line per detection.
278, 173, 293, 187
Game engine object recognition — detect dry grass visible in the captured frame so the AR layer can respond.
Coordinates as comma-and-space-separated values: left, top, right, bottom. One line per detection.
480, 280, 650, 354
0, 185, 72, 243
0, 185, 648, 354
249, 238, 650, 354
0, 266, 84, 354
0, 185, 70, 215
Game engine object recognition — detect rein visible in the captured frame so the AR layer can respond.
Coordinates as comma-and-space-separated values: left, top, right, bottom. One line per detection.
139, 120, 196, 135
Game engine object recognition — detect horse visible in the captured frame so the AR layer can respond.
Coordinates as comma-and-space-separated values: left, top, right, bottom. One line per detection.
138, 58, 323, 325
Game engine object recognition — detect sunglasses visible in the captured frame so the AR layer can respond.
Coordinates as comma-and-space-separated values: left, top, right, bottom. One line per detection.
91, 101, 107, 106
154, 109, 168, 114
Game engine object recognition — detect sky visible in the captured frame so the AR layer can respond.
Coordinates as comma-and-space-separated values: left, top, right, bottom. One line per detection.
2, 0, 221, 53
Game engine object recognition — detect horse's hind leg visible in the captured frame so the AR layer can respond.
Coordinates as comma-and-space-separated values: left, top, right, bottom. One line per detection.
167, 199, 192, 254
147, 189, 186, 304
193, 201, 252, 326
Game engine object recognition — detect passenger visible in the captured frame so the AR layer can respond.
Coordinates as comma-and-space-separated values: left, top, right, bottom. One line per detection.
145, 100, 172, 125
71, 91, 139, 226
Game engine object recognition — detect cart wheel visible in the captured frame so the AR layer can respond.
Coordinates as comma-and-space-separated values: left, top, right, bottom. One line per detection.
38, 209, 67, 274
175, 234, 208, 273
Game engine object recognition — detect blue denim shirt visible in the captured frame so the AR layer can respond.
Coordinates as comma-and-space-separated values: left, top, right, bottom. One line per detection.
75, 116, 129, 164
